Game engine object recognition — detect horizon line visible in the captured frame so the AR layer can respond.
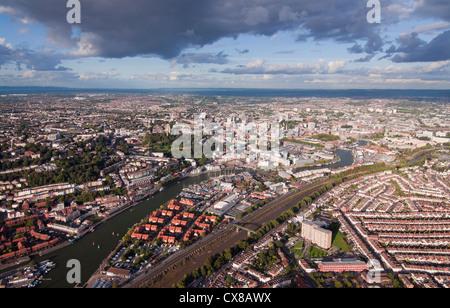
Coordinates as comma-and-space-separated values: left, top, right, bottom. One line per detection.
0, 86, 449, 91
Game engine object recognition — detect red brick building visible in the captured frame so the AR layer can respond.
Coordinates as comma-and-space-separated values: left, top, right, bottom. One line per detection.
318, 259, 369, 273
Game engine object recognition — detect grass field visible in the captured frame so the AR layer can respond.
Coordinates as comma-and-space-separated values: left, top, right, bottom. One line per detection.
290, 241, 303, 257
308, 245, 328, 258
332, 232, 352, 252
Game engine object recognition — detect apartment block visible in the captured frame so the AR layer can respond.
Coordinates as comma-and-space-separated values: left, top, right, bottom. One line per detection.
301, 220, 332, 249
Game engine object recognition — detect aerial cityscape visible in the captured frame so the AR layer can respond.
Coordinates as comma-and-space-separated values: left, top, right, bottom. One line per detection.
0, 0, 449, 292
0, 91, 448, 290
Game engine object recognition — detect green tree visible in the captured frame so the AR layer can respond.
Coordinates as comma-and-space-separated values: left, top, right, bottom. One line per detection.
224, 248, 233, 261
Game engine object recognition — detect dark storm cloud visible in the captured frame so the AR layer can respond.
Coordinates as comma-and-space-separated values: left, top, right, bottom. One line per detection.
387, 0, 450, 62
410, 0, 450, 22
382, 30, 450, 63
392, 30, 450, 62
297, 3, 386, 54
0, 0, 397, 60
394, 32, 427, 53
2, 0, 449, 65
348, 44, 364, 54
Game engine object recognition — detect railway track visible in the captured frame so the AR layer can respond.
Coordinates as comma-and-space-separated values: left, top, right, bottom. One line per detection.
236, 178, 334, 230
128, 178, 334, 288
127, 224, 239, 288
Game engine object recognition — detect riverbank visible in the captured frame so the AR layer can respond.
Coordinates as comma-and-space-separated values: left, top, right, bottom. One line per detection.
39, 158, 357, 288
81, 239, 125, 288
83, 170, 227, 288
32, 171, 222, 288
83, 157, 356, 288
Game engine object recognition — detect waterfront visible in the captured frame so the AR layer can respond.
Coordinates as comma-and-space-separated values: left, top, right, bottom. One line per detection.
336, 149, 353, 167
29, 149, 355, 288
34, 171, 222, 288
292, 147, 356, 174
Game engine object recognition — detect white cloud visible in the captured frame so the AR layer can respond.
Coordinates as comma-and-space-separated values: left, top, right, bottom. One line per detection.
17, 70, 79, 85
0, 38, 13, 50
169, 72, 195, 81
140, 71, 200, 81
421, 60, 450, 73
22, 70, 37, 79
385, 78, 447, 84
364, 61, 450, 76
327, 61, 346, 74
0, 6, 15, 15
69, 33, 101, 57
315, 59, 327, 71
411, 21, 450, 34
247, 58, 265, 69
78, 72, 119, 81
266, 62, 311, 74
222, 58, 347, 75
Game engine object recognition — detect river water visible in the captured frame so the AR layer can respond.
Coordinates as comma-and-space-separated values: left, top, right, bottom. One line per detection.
30, 148, 356, 288
34, 171, 222, 288
336, 149, 354, 168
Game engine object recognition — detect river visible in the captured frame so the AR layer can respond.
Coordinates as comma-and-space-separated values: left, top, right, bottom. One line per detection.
30, 147, 357, 288
292, 147, 356, 174
33, 171, 223, 288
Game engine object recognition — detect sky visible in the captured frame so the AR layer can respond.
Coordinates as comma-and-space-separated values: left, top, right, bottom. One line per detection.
0, 0, 449, 89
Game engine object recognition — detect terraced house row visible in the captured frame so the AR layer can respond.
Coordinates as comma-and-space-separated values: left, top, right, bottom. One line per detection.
326, 167, 450, 286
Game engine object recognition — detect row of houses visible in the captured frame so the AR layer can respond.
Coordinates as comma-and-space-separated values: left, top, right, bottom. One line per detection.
329, 168, 450, 279
0, 238, 60, 263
